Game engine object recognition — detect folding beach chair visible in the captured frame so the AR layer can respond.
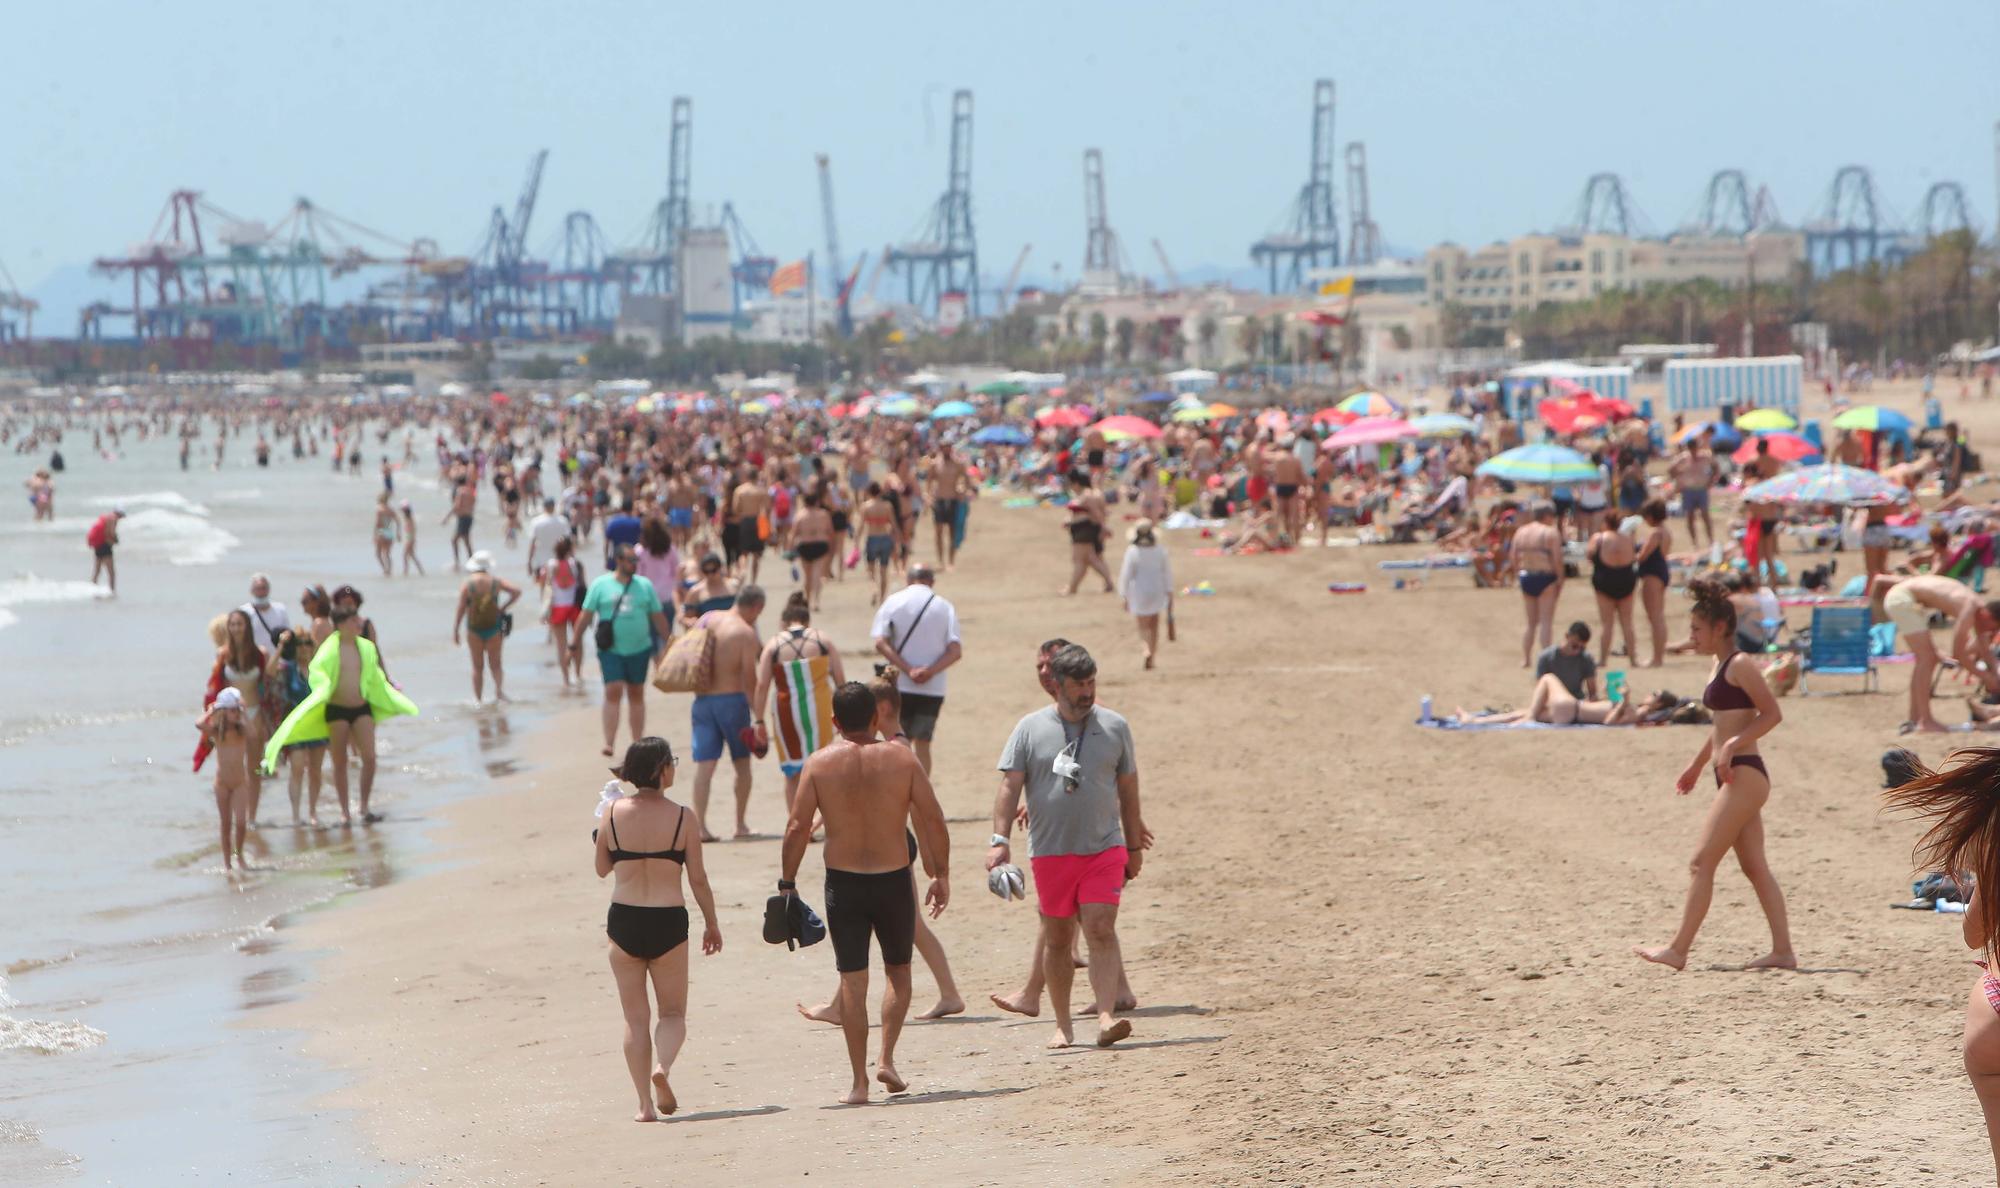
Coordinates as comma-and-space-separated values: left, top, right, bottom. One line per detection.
1799, 605, 1878, 694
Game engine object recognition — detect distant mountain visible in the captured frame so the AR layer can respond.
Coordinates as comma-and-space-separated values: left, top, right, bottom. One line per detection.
25, 263, 107, 336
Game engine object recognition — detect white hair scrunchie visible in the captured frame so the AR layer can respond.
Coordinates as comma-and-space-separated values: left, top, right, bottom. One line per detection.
594, 778, 626, 820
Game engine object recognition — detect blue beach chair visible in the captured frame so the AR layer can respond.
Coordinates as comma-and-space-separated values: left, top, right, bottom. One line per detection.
1799, 605, 1878, 694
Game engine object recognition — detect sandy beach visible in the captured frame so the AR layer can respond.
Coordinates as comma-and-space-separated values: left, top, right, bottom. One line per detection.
261, 377, 1999, 1184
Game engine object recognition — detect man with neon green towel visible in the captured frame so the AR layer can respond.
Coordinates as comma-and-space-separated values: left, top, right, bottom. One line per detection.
262, 591, 417, 825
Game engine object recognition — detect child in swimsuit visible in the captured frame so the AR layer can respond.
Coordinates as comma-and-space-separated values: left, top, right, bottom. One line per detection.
200, 690, 252, 872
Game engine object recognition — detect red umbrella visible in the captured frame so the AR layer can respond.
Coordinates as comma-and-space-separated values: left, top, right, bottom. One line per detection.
1036, 405, 1091, 428
1732, 432, 1820, 464
1310, 407, 1358, 426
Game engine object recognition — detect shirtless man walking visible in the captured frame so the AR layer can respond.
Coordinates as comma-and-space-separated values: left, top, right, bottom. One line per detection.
1270, 440, 1308, 543
927, 443, 969, 569
728, 466, 770, 582
780, 682, 949, 1104
442, 478, 478, 570
1867, 573, 2000, 733
691, 586, 766, 841
1668, 433, 1716, 547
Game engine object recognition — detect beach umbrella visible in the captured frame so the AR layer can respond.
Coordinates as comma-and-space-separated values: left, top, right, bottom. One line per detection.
1412, 413, 1477, 438
1136, 390, 1174, 403
1475, 443, 1600, 485
1035, 405, 1092, 428
741, 401, 772, 416
1323, 416, 1418, 449
1734, 408, 1797, 432
975, 380, 1028, 396
1743, 463, 1908, 507
634, 397, 657, 413
877, 397, 923, 417
1336, 391, 1400, 417
1830, 405, 1914, 433
1731, 432, 1818, 464
1674, 420, 1742, 447
930, 400, 977, 419
1256, 409, 1292, 432
1170, 405, 1217, 423
1091, 414, 1163, 441
827, 402, 853, 418
1310, 406, 1358, 426
970, 424, 1031, 446
1205, 402, 1241, 418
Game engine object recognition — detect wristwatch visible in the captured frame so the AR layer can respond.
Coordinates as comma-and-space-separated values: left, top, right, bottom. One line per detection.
989, 833, 1010, 848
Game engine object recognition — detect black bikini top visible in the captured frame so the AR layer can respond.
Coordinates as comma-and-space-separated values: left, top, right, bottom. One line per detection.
1702, 653, 1756, 712
608, 803, 687, 865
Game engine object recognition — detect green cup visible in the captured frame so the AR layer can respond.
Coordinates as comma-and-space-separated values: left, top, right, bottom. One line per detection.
1607, 670, 1628, 703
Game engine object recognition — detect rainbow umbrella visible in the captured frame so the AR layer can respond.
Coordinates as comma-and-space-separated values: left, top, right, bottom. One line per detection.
1475, 443, 1599, 485
1336, 391, 1401, 417
1323, 416, 1417, 449
1742, 463, 1908, 507
1734, 408, 1797, 432
1091, 415, 1163, 441
1412, 413, 1477, 438
1830, 405, 1914, 433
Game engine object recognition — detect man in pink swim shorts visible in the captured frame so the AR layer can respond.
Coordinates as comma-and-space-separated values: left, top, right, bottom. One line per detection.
987, 643, 1152, 1049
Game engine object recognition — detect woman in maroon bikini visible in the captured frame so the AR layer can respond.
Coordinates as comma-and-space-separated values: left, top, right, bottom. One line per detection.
1884, 749, 2000, 1177
1635, 581, 1796, 972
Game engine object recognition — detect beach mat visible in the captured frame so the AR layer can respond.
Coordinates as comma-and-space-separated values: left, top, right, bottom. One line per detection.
1378, 556, 1471, 570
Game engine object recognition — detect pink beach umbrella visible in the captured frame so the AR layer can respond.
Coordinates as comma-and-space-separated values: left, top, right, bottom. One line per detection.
1322, 416, 1418, 449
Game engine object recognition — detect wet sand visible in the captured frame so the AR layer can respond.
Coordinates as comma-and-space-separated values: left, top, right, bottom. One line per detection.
271, 378, 2000, 1184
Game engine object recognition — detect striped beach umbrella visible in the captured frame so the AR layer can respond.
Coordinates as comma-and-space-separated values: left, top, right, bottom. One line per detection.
1475, 443, 1599, 485
1742, 463, 1909, 507
1412, 413, 1477, 437
1336, 391, 1400, 417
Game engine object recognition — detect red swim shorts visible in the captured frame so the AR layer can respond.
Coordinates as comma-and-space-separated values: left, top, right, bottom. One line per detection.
1030, 846, 1128, 918
549, 605, 580, 625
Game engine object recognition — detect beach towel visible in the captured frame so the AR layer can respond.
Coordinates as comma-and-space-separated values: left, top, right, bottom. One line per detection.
1378, 556, 1472, 570
1416, 718, 1571, 731
770, 652, 834, 766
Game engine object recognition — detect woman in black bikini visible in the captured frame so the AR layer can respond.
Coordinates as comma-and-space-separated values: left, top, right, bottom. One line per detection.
792, 489, 835, 611
1507, 503, 1564, 666
1635, 582, 1796, 972
593, 737, 722, 1121
1585, 510, 1638, 667
1062, 469, 1116, 596
1634, 499, 1673, 668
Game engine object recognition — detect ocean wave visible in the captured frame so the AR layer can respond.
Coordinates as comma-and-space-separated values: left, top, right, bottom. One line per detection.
0, 609, 15, 633
0, 1015, 107, 1055
122, 508, 239, 566
0, 576, 111, 609
86, 491, 210, 516
209, 488, 265, 505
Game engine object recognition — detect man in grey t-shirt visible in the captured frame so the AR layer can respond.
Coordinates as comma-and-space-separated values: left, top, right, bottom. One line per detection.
989, 644, 1151, 1049
1535, 623, 1598, 700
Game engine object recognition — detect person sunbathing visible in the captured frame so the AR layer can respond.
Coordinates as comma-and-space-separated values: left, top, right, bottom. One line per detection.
1222, 500, 1290, 553
1456, 623, 1640, 726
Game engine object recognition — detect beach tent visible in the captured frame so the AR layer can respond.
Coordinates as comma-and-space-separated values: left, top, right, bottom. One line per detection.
1665, 355, 1802, 416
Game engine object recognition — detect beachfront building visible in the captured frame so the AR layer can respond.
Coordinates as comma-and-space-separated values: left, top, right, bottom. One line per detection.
1422, 230, 1806, 327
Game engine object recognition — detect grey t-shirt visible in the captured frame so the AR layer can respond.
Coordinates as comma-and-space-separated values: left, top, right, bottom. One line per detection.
997, 705, 1136, 858
1535, 644, 1596, 699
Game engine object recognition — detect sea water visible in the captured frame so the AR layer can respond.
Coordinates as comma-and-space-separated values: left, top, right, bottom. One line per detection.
0, 420, 567, 1184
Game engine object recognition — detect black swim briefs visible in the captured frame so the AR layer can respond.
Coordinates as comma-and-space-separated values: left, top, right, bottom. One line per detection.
824, 866, 915, 973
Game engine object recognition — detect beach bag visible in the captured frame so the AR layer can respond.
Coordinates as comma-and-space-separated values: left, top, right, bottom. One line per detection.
654, 621, 714, 694
594, 580, 631, 652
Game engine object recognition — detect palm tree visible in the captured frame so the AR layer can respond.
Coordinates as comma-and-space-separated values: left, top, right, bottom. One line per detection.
1237, 315, 1263, 364
1198, 314, 1220, 365
1088, 311, 1110, 367
1113, 316, 1137, 365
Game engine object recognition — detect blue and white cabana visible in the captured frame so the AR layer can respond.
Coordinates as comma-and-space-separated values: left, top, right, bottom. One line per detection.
1665, 355, 1802, 416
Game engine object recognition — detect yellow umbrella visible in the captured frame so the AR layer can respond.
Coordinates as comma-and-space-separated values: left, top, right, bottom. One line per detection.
1171, 406, 1216, 422
1734, 409, 1796, 432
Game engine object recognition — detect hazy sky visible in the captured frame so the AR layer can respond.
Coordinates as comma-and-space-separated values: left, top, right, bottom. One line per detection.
8, 0, 1997, 305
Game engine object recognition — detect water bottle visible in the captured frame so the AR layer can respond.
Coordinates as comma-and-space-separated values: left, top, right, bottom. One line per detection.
1419, 695, 1434, 723
1937, 899, 1969, 914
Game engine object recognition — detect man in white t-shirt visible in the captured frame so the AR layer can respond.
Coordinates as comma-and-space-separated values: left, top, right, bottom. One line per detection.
871, 563, 962, 775
240, 574, 291, 653
525, 498, 571, 593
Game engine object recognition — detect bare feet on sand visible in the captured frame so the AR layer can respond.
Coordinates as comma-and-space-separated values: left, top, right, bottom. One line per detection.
651, 1069, 677, 1116
876, 1066, 908, 1094
990, 991, 1039, 1017
916, 997, 965, 1020
1632, 944, 1686, 970
1082, 995, 1139, 1014
1096, 1019, 1132, 1047
840, 1083, 870, 1106
1744, 951, 1799, 970
1047, 1025, 1074, 1049
634, 1106, 657, 1123
797, 1000, 841, 1025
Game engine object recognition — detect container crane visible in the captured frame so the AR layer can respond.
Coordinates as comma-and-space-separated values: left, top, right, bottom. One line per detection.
1000, 244, 1032, 311
1151, 239, 1182, 291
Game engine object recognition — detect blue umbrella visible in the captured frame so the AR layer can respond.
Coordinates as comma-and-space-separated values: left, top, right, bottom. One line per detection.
930, 400, 977, 419
1475, 443, 1598, 485
969, 424, 1031, 447
1674, 420, 1742, 448
1136, 391, 1174, 403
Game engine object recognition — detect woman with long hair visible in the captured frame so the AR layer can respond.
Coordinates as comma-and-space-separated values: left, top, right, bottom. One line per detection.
214, 608, 270, 821
1634, 581, 1795, 972
1884, 748, 2000, 1178
594, 736, 722, 1121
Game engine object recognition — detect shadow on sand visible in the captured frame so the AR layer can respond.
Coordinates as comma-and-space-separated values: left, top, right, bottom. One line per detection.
659, 1105, 786, 1125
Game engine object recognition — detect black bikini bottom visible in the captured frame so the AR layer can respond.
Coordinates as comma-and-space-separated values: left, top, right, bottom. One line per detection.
607, 903, 689, 960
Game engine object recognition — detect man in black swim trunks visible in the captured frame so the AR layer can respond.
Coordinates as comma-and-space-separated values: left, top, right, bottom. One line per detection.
780, 682, 950, 1104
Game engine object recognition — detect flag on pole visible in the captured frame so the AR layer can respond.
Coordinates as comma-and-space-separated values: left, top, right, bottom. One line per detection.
1317, 275, 1355, 298
769, 259, 807, 296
